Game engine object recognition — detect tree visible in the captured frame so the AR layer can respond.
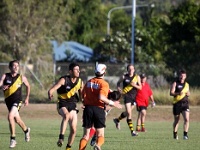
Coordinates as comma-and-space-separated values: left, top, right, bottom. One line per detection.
68, 0, 106, 49
161, 0, 200, 85
0, 0, 71, 76
92, 5, 132, 63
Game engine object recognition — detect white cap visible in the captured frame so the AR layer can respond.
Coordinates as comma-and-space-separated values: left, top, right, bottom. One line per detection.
95, 64, 106, 75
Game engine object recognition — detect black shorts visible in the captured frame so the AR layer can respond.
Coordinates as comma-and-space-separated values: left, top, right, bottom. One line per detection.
57, 100, 78, 113
173, 98, 189, 115
124, 94, 136, 105
5, 100, 22, 112
82, 105, 106, 128
137, 106, 147, 112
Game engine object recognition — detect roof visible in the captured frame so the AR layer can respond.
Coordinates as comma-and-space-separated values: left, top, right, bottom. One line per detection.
52, 41, 93, 62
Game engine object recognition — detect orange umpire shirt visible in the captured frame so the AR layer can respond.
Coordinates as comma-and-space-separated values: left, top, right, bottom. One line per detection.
82, 77, 109, 109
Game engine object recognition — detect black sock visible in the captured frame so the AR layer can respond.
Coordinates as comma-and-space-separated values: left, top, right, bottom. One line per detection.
24, 128, 28, 133
59, 134, 64, 140
66, 144, 71, 148
173, 132, 177, 138
184, 131, 187, 136
10, 136, 16, 140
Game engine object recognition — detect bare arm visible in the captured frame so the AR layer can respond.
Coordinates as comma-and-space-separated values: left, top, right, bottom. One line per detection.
149, 94, 156, 107
130, 75, 142, 90
117, 75, 124, 93
48, 78, 65, 100
99, 94, 122, 109
149, 95, 155, 103
170, 82, 180, 96
22, 75, 31, 106
186, 87, 190, 97
0, 74, 6, 89
78, 81, 84, 102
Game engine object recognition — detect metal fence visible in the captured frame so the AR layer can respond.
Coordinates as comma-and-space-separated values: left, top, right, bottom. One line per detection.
0, 61, 170, 102
55, 62, 169, 89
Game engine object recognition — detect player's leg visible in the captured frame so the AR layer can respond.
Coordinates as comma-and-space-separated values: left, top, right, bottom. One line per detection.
173, 104, 180, 139
141, 109, 147, 132
136, 112, 141, 131
57, 107, 70, 147
182, 110, 189, 139
173, 115, 180, 139
12, 101, 30, 142
14, 113, 30, 142
94, 128, 104, 150
125, 103, 138, 136
90, 126, 97, 146
113, 111, 127, 130
136, 106, 141, 131
79, 106, 93, 150
66, 110, 78, 150
89, 126, 96, 139
93, 106, 106, 149
8, 106, 17, 148
79, 127, 91, 150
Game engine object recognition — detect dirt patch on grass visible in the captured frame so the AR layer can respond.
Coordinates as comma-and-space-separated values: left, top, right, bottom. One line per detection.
0, 103, 200, 122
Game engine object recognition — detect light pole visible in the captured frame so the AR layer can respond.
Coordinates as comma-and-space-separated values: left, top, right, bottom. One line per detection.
131, 0, 136, 64
107, 5, 132, 35
107, 1, 155, 64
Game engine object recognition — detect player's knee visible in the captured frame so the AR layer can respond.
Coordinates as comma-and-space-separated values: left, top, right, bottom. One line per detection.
83, 135, 90, 140
62, 113, 69, 120
14, 118, 20, 124
8, 114, 14, 121
71, 127, 77, 134
184, 118, 189, 123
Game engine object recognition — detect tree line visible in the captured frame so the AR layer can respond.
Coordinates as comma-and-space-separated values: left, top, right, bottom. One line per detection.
0, 0, 199, 86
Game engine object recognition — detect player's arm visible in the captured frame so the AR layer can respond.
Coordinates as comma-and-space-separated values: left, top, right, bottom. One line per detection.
105, 90, 122, 113
48, 78, 65, 100
149, 95, 156, 107
117, 75, 124, 93
130, 75, 142, 90
22, 75, 31, 106
0, 74, 6, 90
78, 80, 84, 102
170, 82, 180, 96
186, 86, 190, 97
99, 94, 122, 109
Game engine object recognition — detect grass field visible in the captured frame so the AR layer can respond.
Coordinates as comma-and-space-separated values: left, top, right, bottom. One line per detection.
0, 104, 200, 150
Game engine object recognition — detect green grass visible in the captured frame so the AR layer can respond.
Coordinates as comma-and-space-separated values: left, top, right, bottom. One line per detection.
0, 118, 200, 150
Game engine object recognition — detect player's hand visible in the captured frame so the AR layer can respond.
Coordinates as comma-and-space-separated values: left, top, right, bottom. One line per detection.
81, 105, 85, 109
48, 92, 53, 100
24, 99, 29, 106
2, 85, 9, 90
151, 102, 156, 108
114, 101, 123, 109
117, 87, 122, 93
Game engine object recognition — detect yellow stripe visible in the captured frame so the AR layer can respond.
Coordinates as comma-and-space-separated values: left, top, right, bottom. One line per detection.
17, 101, 23, 111
173, 82, 189, 104
58, 78, 81, 99
123, 75, 138, 94
4, 75, 22, 99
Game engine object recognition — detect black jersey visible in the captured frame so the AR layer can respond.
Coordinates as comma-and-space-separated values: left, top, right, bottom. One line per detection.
175, 80, 185, 93
123, 73, 138, 96
3, 73, 22, 103
57, 75, 81, 103
173, 79, 189, 104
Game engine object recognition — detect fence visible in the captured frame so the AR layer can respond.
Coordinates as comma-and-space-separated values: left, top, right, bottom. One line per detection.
55, 62, 169, 89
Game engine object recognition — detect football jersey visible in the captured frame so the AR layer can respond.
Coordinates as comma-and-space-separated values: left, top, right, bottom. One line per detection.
82, 77, 109, 109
